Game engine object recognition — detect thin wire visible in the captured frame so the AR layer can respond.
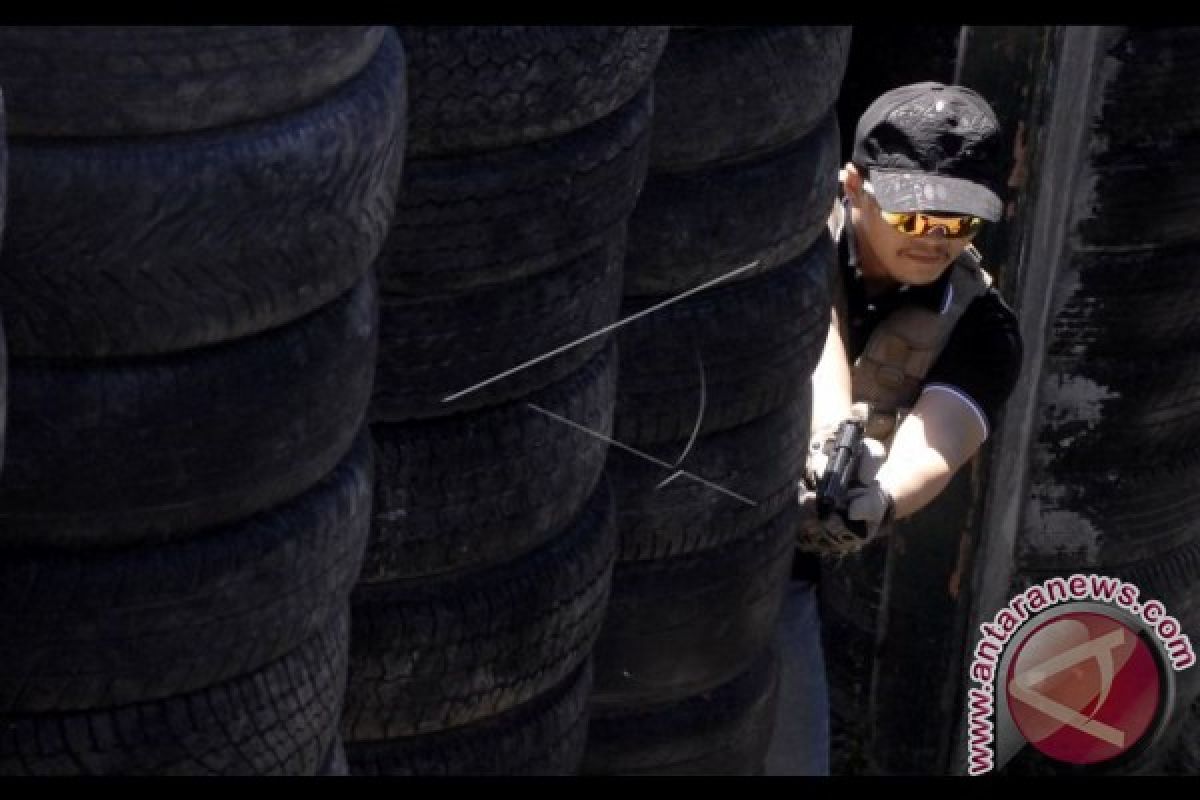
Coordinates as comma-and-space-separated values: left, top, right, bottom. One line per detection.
656, 351, 708, 490
673, 350, 708, 468
442, 259, 761, 405
526, 403, 758, 507
656, 470, 685, 489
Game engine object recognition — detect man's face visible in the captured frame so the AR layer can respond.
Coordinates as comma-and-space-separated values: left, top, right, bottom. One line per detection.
852, 180, 978, 286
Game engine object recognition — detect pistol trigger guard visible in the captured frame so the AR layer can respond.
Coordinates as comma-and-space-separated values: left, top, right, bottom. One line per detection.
845, 516, 869, 540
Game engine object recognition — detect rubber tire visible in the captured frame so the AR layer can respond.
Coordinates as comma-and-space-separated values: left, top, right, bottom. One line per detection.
342, 482, 616, 741
0, 30, 404, 358
607, 389, 810, 562
583, 646, 781, 776
590, 505, 795, 710
623, 111, 839, 296
1052, 244, 1200, 356
319, 736, 350, 776
345, 660, 591, 776
1075, 29, 1200, 268
648, 26, 851, 171
1036, 351, 1200, 470
1131, 691, 1200, 775
0, 609, 348, 776
0, 93, 7, 475
365, 342, 615, 584
0, 26, 387, 137
615, 235, 831, 443
0, 85, 6, 239
1023, 450, 1200, 568
0, 277, 377, 549
399, 26, 667, 157
0, 434, 371, 713
1160, 695, 1200, 774
1077, 142, 1200, 249
373, 225, 624, 421
376, 86, 650, 296
1091, 28, 1200, 158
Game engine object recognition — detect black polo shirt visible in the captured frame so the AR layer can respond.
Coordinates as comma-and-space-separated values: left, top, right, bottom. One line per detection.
791, 206, 1023, 582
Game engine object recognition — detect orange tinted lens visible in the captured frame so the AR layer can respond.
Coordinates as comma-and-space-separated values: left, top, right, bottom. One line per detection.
880, 210, 919, 232
881, 210, 980, 237
939, 215, 983, 237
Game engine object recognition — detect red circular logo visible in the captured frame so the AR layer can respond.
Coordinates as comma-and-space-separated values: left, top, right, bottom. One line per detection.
1005, 611, 1162, 765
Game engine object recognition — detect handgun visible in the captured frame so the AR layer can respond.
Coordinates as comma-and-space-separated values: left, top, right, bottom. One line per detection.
815, 417, 868, 538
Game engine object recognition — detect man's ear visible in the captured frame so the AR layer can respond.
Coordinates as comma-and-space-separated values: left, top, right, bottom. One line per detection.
842, 163, 864, 203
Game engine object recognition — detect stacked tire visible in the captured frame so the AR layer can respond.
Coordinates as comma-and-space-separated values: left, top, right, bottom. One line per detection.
0, 88, 6, 467
342, 27, 666, 776
583, 27, 851, 776
0, 27, 406, 775
1002, 26, 1200, 776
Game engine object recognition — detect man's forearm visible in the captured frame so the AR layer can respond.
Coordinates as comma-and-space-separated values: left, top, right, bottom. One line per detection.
873, 387, 988, 520
809, 315, 853, 434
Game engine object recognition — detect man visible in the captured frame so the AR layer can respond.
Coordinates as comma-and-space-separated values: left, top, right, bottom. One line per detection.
766, 82, 1023, 775
800, 80, 1023, 554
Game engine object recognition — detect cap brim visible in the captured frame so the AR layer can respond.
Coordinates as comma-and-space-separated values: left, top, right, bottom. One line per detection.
869, 169, 1003, 222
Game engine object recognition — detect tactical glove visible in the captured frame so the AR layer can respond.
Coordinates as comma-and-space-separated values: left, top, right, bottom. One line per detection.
797, 435, 892, 556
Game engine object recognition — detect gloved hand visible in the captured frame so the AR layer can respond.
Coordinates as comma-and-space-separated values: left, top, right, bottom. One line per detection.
842, 479, 896, 541
797, 436, 893, 556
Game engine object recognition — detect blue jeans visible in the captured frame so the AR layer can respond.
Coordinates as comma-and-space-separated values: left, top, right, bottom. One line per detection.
764, 579, 831, 776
